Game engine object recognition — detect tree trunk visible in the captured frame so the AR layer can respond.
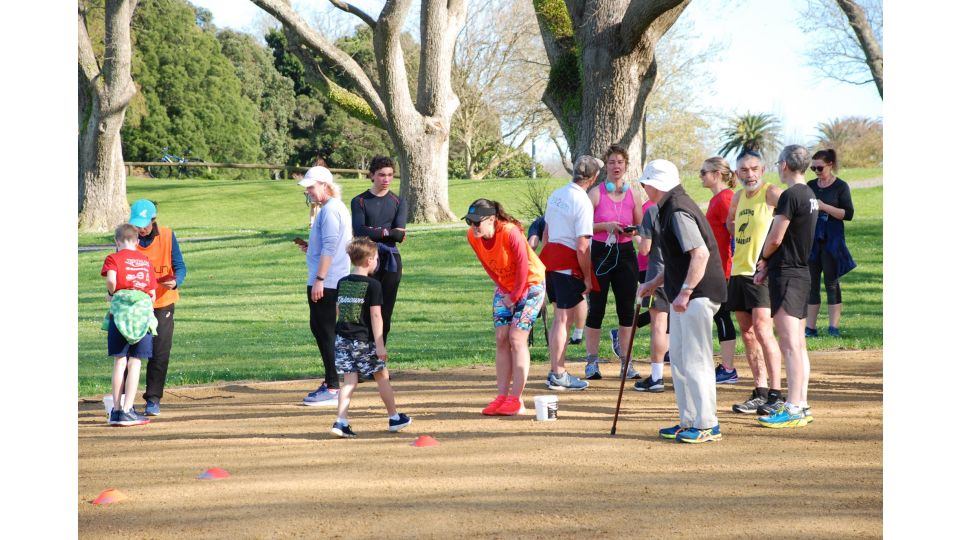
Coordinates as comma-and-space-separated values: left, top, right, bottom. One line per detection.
78, 0, 138, 232
399, 127, 455, 222
536, 0, 687, 180
836, 0, 883, 98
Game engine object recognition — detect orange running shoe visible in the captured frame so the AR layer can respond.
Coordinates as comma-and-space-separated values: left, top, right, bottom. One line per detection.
482, 395, 507, 415
495, 395, 526, 416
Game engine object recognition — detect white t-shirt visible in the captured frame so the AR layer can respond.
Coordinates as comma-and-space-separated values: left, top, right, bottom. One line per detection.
544, 181, 594, 252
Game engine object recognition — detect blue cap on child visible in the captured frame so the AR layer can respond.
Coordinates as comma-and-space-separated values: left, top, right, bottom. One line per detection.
129, 199, 157, 228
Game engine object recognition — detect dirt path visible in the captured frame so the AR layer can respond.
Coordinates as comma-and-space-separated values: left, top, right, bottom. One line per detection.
78, 350, 882, 539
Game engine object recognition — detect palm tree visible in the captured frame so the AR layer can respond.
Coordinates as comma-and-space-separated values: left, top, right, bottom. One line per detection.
718, 112, 782, 160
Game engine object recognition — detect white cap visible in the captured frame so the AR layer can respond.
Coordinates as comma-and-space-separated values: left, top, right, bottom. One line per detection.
638, 159, 681, 192
297, 166, 334, 187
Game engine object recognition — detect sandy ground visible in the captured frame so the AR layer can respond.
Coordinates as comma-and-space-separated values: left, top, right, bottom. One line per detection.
78, 350, 882, 539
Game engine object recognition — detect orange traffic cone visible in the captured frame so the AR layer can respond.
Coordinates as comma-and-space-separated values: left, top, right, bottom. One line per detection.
411, 435, 439, 447
92, 488, 128, 505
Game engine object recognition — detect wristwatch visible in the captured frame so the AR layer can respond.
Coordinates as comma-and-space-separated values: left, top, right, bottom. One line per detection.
681, 282, 693, 291
315, 276, 325, 281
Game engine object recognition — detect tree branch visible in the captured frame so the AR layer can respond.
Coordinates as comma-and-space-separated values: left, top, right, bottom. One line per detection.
327, 0, 376, 29
620, 0, 688, 55
835, 0, 883, 97
77, 4, 101, 90
250, 0, 386, 121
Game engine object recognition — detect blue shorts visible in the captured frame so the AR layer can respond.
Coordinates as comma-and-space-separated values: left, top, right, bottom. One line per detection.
107, 316, 154, 359
493, 283, 545, 332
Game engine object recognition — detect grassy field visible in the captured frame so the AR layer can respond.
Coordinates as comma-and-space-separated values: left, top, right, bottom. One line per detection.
77, 172, 882, 396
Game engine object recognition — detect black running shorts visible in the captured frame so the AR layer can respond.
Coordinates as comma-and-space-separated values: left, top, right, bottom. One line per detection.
769, 271, 811, 319
727, 275, 770, 312
546, 271, 587, 309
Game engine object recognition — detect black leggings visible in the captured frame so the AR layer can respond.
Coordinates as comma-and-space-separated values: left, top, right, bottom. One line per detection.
587, 240, 639, 328
713, 302, 736, 342
308, 286, 340, 389
372, 253, 402, 344
808, 242, 842, 305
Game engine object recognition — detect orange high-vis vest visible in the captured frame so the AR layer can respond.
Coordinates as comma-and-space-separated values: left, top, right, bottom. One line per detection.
467, 221, 545, 295
137, 226, 180, 308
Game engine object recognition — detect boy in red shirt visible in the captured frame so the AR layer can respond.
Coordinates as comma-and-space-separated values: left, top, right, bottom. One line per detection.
101, 224, 157, 426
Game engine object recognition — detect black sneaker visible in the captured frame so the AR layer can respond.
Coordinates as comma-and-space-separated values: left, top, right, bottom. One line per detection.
632, 376, 664, 393
388, 413, 412, 432
663, 351, 670, 364
331, 422, 357, 438
758, 392, 786, 416
732, 389, 767, 414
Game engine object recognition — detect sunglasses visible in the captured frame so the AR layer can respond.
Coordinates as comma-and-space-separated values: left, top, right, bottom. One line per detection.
811, 166, 826, 172
699, 169, 713, 176
464, 217, 488, 227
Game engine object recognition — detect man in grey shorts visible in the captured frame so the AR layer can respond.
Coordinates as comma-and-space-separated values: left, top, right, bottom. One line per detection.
633, 202, 670, 392
754, 145, 819, 428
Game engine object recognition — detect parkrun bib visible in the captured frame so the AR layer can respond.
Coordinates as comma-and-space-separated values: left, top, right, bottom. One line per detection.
731, 183, 775, 276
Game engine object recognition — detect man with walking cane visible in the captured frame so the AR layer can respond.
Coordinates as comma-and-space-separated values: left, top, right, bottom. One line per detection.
634, 159, 727, 443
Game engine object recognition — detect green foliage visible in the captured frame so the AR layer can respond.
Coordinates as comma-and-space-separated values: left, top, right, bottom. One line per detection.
321, 77, 381, 127
77, 175, 883, 395
217, 30, 297, 168
122, 0, 261, 164
814, 116, 883, 168
717, 112, 782, 160
533, 0, 573, 39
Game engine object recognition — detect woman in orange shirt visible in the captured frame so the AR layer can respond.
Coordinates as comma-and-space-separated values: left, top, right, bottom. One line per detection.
464, 199, 546, 416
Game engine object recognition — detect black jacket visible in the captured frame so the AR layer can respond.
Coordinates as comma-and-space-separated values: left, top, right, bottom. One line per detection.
656, 186, 726, 304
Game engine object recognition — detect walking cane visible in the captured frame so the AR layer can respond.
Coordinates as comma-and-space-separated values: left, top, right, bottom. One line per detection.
611, 301, 643, 435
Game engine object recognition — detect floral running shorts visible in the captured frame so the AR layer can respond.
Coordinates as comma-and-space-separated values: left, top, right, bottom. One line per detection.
492, 283, 545, 332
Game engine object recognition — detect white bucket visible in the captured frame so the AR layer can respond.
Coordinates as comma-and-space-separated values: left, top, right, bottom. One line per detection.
534, 395, 558, 421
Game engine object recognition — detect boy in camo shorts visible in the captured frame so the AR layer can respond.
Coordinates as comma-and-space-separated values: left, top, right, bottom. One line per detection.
330, 237, 412, 438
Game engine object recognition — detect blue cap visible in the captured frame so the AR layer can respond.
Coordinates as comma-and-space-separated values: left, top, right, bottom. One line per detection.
129, 199, 157, 228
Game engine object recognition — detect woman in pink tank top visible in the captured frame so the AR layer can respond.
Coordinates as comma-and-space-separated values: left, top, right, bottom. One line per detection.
582, 144, 646, 381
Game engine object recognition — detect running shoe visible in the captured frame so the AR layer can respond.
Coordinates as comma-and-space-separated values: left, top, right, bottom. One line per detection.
112, 409, 150, 427
803, 407, 814, 423
108, 409, 121, 426
331, 421, 357, 438
757, 392, 785, 416
805, 327, 819, 338
585, 360, 602, 380
658, 424, 686, 440
610, 329, 623, 359
758, 406, 808, 429
732, 389, 766, 414
622, 361, 641, 380
303, 383, 339, 406
715, 364, 738, 384
568, 336, 583, 345
482, 395, 507, 416
676, 425, 722, 444
388, 413, 412, 432
827, 326, 841, 337
632, 376, 664, 393
547, 371, 589, 391
495, 396, 526, 416
144, 400, 161, 416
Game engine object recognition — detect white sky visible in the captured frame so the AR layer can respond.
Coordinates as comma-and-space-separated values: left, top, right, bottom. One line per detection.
192, 0, 883, 149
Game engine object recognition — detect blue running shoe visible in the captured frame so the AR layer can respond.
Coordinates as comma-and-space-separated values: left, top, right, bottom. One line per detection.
676, 425, 722, 444
633, 376, 664, 393
758, 406, 808, 428
805, 326, 819, 338
585, 360, 602, 380
715, 364, 738, 384
610, 329, 623, 359
144, 400, 160, 416
388, 413, 412, 432
658, 424, 686, 440
827, 326, 841, 337
331, 421, 357, 438
304, 383, 339, 406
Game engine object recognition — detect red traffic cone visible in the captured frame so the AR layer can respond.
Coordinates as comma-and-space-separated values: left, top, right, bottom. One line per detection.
411, 435, 439, 447
93, 488, 128, 505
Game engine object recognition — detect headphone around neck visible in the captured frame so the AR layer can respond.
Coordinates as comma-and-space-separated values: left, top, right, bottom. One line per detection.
605, 181, 628, 194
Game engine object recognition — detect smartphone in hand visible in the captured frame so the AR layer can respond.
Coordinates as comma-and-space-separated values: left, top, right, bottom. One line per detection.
293, 237, 308, 247
623, 225, 638, 233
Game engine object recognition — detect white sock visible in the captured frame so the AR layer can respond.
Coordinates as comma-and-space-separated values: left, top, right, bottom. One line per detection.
571, 327, 583, 340
651, 362, 664, 381
799, 401, 809, 409
337, 417, 349, 425
784, 402, 801, 414
389, 414, 400, 421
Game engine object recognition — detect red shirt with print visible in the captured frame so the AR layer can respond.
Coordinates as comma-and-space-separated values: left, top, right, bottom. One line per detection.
101, 249, 157, 294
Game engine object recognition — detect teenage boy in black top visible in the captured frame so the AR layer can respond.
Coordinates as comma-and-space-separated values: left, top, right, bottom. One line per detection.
754, 145, 819, 428
351, 156, 408, 344
637, 159, 727, 444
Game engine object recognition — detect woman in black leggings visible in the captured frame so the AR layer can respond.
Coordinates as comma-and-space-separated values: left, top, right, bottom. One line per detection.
806, 149, 856, 338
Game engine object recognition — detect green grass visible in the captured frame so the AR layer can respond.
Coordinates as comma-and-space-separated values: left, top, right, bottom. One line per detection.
78, 174, 882, 396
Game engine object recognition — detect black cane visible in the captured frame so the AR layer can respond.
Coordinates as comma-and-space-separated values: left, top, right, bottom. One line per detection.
611, 302, 643, 435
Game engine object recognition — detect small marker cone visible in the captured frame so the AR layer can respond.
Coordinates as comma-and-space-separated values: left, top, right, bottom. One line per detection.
93, 488, 127, 505
197, 467, 231, 480
411, 435, 439, 447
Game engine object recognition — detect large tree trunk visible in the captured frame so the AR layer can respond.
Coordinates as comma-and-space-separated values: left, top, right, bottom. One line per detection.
536, 0, 687, 180
78, 0, 138, 232
836, 0, 883, 98
253, 0, 462, 222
